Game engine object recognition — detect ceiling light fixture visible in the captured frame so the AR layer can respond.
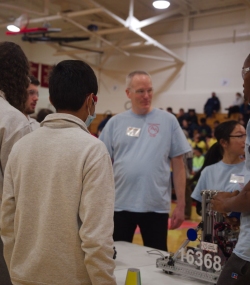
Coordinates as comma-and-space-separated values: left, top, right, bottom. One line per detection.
152, 0, 170, 9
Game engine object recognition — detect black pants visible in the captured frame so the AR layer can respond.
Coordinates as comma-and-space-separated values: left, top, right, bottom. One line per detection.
113, 211, 169, 251
217, 253, 250, 285
0, 238, 12, 285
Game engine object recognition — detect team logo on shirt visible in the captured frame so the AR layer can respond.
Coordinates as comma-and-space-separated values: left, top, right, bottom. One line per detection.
148, 123, 159, 137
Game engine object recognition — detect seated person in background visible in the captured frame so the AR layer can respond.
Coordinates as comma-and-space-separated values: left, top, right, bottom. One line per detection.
166, 107, 176, 116
191, 133, 207, 154
97, 112, 112, 137
181, 119, 193, 139
23, 75, 40, 131
198, 117, 212, 141
206, 130, 217, 149
213, 120, 220, 129
186, 109, 199, 135
192, 146, 205, 175
225, 92, 244, 118
177, 108, 187, 126
36, 108, 54, 123
191, 120, 246, 215
204, 92, 221, 118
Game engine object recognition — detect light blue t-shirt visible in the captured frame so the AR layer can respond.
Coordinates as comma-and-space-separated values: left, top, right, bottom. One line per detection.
191, 161, 245, 203
99, 108, 191, 213
234, 121, 250, 262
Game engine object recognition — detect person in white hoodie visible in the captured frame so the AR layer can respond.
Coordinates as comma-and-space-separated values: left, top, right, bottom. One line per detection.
1, 60, 117, 285
0, 41, 31, 285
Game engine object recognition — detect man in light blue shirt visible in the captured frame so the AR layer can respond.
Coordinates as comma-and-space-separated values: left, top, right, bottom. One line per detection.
99, 70, 191, 251
212, 54, 250, 285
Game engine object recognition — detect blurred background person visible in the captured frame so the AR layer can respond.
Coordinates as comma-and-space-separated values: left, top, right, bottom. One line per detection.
225, 92, 244, 118
204, 92, 221, 118
23, 75, 40, 130
36, 108, 54, 123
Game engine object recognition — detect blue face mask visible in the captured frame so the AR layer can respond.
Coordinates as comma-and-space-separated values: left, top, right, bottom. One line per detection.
85, 112, 96, 127
85, 97, 96, 127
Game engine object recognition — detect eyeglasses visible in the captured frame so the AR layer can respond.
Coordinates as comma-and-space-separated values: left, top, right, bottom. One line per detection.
129, 88, 153, 96
242, 67, 250, 79
28, 90, 39, 97
229, 134, 247, 139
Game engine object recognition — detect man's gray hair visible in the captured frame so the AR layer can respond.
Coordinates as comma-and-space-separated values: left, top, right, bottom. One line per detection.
126, 70, 151, 88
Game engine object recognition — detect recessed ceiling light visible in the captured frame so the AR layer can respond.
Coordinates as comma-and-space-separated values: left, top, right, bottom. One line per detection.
152, 0, 170, 9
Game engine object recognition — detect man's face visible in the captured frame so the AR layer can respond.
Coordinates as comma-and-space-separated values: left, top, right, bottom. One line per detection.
243, 56, 250, 104
126, 74, 153, 115
24, 83, 39, 115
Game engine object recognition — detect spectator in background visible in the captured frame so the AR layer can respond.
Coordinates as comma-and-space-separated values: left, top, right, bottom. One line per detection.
23, 75, 40, 131
213, 120, 220, 129
166, 107, 176, 116
36, 108, 54, 123
177, 108, 187, 126
225, 92, 244, 118
192, 146, 205, 175
186, 109, 199, 135
204, 92, 221, 118
181, 119, 194, 139
0, 41, 31, 285
198, 117, 212, 141
191, 133, 207, 154
206, 130, 217, 149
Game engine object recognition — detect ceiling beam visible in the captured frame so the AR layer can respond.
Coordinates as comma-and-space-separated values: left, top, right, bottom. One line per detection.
61, 15, 130, 56
136, 8, 182, 28
0, 8, 103, 28
87, 0, 184, 64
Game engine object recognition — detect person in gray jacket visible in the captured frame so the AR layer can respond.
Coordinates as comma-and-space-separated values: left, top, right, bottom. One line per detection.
1, 60, 117, 285
0, 41, 31, 285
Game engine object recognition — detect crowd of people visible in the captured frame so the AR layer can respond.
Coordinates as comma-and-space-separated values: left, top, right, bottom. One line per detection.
1, 40, 250, 285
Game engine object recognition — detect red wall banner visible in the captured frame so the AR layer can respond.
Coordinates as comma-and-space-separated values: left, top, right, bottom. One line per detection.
41, 64, 53, 88
29, 61, 39, 79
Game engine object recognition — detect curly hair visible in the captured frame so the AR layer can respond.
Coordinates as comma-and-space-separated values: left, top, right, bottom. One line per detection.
0, 41, 30, 111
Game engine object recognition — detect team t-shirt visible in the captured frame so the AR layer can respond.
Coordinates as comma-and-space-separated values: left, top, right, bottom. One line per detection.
99, 108, 191, 213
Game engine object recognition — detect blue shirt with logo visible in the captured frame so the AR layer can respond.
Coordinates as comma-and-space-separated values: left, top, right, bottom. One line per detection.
99, 108, 191, 213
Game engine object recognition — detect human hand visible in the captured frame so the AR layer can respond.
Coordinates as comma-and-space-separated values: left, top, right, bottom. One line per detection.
211, 191, 239, 213
170, 205, 184, 229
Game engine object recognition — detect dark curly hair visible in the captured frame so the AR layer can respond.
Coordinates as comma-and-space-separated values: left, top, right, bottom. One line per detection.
0, 41, 30, 111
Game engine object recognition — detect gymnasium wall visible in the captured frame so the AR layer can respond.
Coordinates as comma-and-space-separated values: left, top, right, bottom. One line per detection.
1, 8, 250, 115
